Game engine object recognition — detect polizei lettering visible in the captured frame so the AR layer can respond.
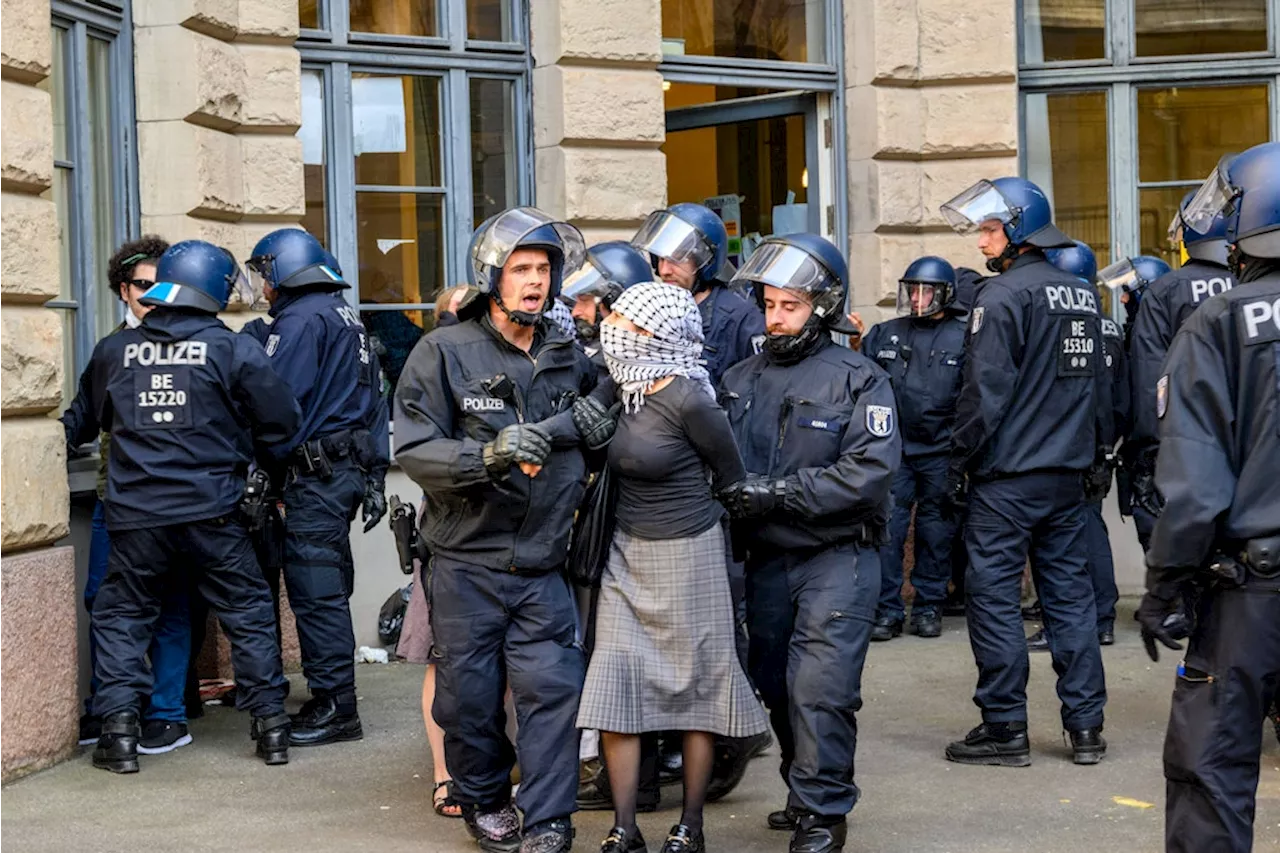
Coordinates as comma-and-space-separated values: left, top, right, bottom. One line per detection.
122, 340, 208, 368
1044, 285, 1098, 314
1241, 297, 1280, 342
1190, 277, 1232, 304
462, 397, 505, 412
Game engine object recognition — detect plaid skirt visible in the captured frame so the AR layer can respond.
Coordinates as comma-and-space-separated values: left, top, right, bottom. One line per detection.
576, 523, 768, 737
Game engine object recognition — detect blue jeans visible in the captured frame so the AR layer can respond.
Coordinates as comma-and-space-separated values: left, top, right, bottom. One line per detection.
86, 500, 192, 722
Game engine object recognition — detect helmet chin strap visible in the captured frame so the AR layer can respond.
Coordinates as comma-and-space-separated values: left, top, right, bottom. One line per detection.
493, 292, 542, 327
986, 242, 1021, 275
764, 316, 826, 365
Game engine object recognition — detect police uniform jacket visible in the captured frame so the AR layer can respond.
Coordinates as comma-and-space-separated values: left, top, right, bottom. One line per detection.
1148, 271, 1280, 575
861, 313, 968, 458
951, 251, 1102, 479
393, 314, 599, 574
69, 309, 302, 531
1097, 315, 1130, 448
719, 336, 901, 552
259, 289, 388, 479
1129, 260, 1235, 448
699, 285, 766, 385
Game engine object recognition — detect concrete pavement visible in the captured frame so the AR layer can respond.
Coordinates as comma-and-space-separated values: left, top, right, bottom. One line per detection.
4, 603, 1279, 853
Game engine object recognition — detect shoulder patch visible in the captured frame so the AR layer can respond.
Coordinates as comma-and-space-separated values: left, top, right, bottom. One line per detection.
970, 307, 985, 334
265, 334, 281, 357
866, 404, 894, 438
750, 334, 766, 354
1156, 375, 1169, 419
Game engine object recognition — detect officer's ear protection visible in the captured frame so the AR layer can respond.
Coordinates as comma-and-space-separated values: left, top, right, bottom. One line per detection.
485, 373, 515, 402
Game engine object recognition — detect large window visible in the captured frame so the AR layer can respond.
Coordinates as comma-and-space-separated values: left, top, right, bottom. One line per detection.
299, 0, 529, 396
1019, 0, 1278, 271
46, 1, 138, 405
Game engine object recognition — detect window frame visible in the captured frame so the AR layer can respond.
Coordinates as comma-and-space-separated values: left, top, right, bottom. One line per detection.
47, 0, 140, 400
1017, 0, 1280, 264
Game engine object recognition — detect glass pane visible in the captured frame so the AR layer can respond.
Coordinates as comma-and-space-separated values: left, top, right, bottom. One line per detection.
1137, 85, 1271, 184
1023, 91, 1111, 267
353, 74, 442, 188
1021, 0, 1105, 63
662, 0, 826, 64
87, 37, 119, 341
50, 27, 68, 161
1140, 185, 1199, 269
470, 78, 516, 226
361, 308, 435, 399
1135, 0, 1267, 57
468, 0, 509, 41
350, 0, 437, 38
300, 0, 320, 28
299, 69, 327, 246
356, 192, 445, 307
664, 111, 809, 259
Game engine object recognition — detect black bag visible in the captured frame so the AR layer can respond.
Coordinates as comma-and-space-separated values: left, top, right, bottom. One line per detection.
567, 468, 618, 588
377, 584, 412, 648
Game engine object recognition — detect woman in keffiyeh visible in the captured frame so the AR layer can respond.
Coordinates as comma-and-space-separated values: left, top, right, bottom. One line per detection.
576, 282, 767, 853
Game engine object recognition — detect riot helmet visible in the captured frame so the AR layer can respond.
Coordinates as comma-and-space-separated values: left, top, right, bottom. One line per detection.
141, 240, 252, 314
561, 240, 654, 342
246, 228, 347, 295
467, 207, 586, 326
897, 256, 957, 317
941, 177, 1074, 273
1181, 142, 1280, 271
1045, 240, 1099, 283
632, 202, 729, 293
1097, 255, 1170, 322
1168, 189, 1230, 267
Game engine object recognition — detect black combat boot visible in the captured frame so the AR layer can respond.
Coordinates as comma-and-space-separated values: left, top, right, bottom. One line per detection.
870, 615, 902, 642
789, 814, 847, 853
92, 710, 141, 774
1068, 727, 1106, 765
289, 692, 362, 747
909, 606, 942, 638
252, 712, 291, 765
767, 804, 803, 831
1026, 629, 1050, 652
944, 722, 1031, 767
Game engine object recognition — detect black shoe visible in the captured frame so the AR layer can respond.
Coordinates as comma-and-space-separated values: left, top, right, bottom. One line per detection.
768, 805, 802, 831
464, 804, 522, 853
521, 818, 574, 853
910, 607, 942, 638
944, 723, 1031, 767
1026, 629, 1050, 653
658, 741, 683, 785
705, 731, 772, 802
870, 615, 903, 642
252, 712, 291, 765
137, 720, 192, 755
1098, 629, 1115, 646
789, 814, 847, 853
1021, 601, 1043, 621
577, 760, 659, 812
92, 711, 140, 774
288, 695, 323, 727
1068, 728, 1106, 765
659, 824, 704, 853
78, 713, 102, 746
289, 693, 363, 747
600, 825, 648, 853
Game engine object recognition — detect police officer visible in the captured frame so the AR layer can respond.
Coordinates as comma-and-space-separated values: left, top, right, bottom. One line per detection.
718, 234, 898, 853
1128, 200, 1236, 550
394, 207, 619, 853
562, 240, 654, 362
1023, 241, 1124, 650
632, 203, 765, 385
243, 228, 390, 747
69, 240, 301, 772
1136, 141, 1280, 853
939, 177, 1108, 766
858, 257, 967, 642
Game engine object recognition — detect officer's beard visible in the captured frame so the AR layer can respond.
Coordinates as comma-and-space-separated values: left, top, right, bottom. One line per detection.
765, 319, 826, 365
574, 316, 600, 342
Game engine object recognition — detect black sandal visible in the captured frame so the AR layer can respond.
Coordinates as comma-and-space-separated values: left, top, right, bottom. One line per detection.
433, 780, 462, 818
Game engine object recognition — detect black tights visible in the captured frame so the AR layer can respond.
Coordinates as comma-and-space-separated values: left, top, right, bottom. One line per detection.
602, 730, 715, 833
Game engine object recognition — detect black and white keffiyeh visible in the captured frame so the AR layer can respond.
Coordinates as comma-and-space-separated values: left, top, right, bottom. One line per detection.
600, 282, 715, 413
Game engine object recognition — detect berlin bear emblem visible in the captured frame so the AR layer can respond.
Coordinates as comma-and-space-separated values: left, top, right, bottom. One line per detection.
866, 404, 894, 437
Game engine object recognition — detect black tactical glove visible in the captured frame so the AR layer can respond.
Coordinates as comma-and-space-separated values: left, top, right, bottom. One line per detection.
1083, 448, 1116, 503
483, 423, 552, 478
1137, 573, 1185, 662
719, 476, 789, 519
572, 397, 623, 450
1129, 447, 1165, 518
944, 462, 969, 516
361, 479, 388, 533
240, 468, 273, 533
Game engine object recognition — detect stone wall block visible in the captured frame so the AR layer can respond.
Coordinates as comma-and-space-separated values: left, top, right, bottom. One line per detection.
238, 44, 302, 131
534, 66, 664, 148
0, 81, 53, 193
542, 148, 667, 223
134, 0, 239, 40
138, 122, 244, 219
0, 306, 62, 416
135, 27, 246, 130
920, 84, 1018, 157
1, 546, 78, 781
240, 135, 304, 220
534, 0, 662, 66
0, 418, 70, 550
236, 0, 300, 43
1, 0, 52, 84
1, 193, 61, 303
917, 0, 1016, 82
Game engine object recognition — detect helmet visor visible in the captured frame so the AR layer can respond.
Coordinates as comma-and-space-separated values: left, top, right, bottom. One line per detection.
631, 210, 715, 271
1181, 156, 1237, 235
244, 255, 274, 304
1097, 259, 1140, 300
561, 259, 613, 302
1166, 208, 1186, 249
225, 262, 260, 310
940, 180, 1015, 235
472, 207, 586, 285
897, 281, 941, 317
733, 242, 835, 299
